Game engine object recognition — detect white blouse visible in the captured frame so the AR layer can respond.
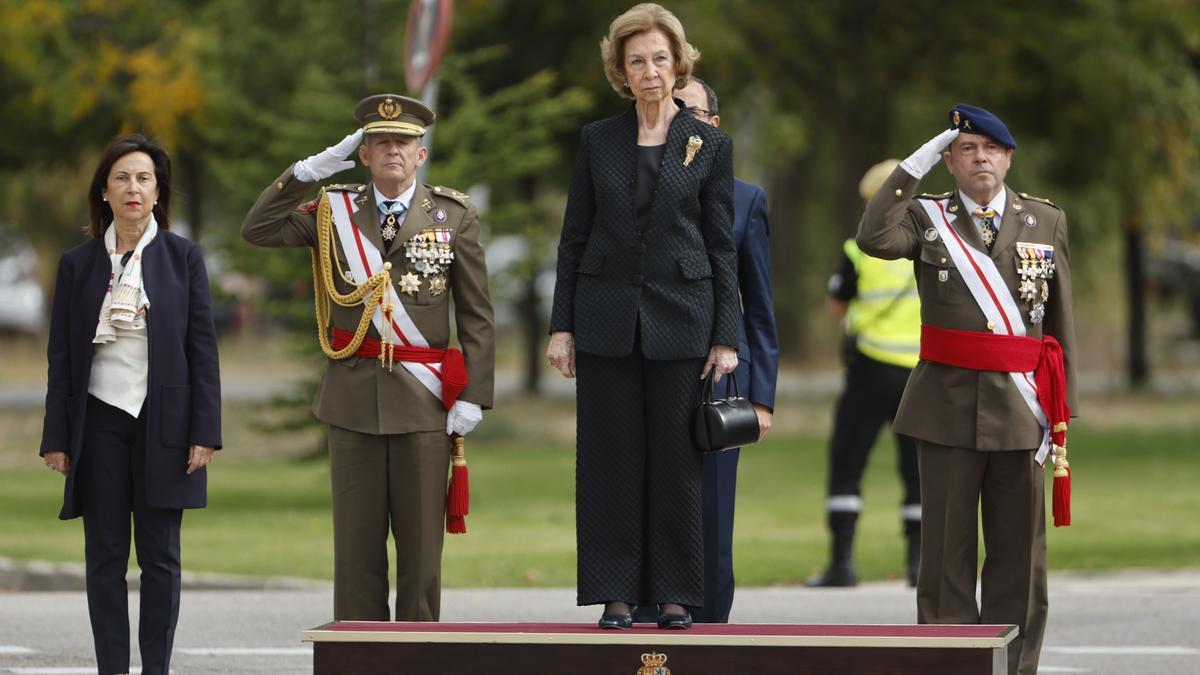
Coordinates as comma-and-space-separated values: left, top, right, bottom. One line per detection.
88, 325, 148, 418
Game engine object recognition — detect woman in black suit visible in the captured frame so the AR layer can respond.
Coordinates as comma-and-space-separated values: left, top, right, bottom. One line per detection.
547, 3, 739, 630
40, 134, 222, 675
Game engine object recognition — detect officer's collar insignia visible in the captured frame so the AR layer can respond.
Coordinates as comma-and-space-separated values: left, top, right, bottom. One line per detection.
378, 97, 402, 120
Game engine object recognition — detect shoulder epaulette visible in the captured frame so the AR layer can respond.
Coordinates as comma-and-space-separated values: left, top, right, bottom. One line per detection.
325, 183, 366, 193
1018, 192, 1060, 209
430, 185, 470, 206
915, 191, 952, 200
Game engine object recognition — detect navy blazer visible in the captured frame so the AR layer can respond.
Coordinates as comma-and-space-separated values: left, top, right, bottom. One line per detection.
728, 178, 780, 411
550, 101, 739, 359
40, 231, 222, 519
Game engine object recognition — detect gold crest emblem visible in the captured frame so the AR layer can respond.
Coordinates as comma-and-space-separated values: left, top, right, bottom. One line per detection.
378, 97, 403, 120
637, 651, 671, 675
953, 110, 961, 128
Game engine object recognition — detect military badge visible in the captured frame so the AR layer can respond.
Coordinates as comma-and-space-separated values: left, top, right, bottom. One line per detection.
938, 270, 949, 282
428, 275, 447, 296
683, 135, 703, 166
295, 199, 318, 214
924, 227, 939, 241
398, 272, 421, 296
637, 651, 671, 675
434, 208, 447, 223
378, 97, 402, 120
1015, 242, 1055, 324
1023, 213, 1038, 228
953, 111, 961, 128
404, 227, 455, 278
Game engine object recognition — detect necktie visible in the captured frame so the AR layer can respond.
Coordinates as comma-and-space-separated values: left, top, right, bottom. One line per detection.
379, 200, 406, 251
973, 207, 998, 253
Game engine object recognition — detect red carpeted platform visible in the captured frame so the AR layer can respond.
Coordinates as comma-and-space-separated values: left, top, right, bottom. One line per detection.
302, 621, 1016, 674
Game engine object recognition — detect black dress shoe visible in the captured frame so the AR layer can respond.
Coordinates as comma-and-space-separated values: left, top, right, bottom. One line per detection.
656, 610, 692, 630
598, 610, 633, 629
804, 561, 858, 587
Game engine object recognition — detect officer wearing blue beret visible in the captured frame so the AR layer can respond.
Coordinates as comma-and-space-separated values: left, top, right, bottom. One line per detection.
857, 103, 1078, 675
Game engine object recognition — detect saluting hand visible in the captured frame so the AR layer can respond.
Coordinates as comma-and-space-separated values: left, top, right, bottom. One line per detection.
187, 445, 215, 475
546, 331, 576, 379
900, 128, 960, 180
293, 129, 365, 182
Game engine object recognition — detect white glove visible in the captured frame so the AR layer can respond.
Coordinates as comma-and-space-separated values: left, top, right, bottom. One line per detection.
899, 128, 960, 180
446, 400, 483, 437
293, 129, 364, 182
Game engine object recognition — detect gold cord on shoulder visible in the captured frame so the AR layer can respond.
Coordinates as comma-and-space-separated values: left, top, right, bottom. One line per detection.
311, 190, 395, 369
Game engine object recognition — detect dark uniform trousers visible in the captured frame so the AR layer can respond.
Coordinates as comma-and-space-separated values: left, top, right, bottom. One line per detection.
829, 350, 919, 510
80, 396, 182, 675
328, 426, 452, 621
917, 441, 1048, 675
575, 344, 706, 608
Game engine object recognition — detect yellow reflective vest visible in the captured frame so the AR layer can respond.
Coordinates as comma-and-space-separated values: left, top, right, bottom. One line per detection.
843, 239, 921, 369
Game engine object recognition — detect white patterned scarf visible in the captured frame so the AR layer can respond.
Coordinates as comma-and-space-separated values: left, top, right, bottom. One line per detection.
93, 217, 157, 344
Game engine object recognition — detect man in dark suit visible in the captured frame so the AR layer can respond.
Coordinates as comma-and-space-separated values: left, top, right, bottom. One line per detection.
632, 76, 778, 624
857, 104, 1077, 675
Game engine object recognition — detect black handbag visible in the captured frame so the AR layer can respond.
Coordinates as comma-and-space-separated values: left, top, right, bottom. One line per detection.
692, 370, 760, 453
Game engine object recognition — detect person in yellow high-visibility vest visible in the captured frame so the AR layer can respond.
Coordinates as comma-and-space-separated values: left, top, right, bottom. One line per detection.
808, 159, 922, 587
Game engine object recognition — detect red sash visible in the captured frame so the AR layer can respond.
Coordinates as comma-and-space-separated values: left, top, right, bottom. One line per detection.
920, 324, 1070, 451
331, 327, 468, 411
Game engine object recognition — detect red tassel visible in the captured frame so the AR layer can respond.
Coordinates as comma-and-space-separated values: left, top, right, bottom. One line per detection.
1052, 444, 1071, 527
446, 436, 469, 534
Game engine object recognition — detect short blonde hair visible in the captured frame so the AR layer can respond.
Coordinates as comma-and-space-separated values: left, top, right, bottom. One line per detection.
859, 159, 902, 201
600, 3, 700, 100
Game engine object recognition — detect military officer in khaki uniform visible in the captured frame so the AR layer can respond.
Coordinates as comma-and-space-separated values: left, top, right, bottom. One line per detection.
857, 103, 1077, 675
242, 94, 495, 621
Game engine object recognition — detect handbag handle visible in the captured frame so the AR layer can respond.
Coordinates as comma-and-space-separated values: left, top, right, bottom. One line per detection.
700, 368, 741, 404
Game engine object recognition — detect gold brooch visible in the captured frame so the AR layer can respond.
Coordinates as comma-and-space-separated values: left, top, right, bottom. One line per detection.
683, 135, 703, 166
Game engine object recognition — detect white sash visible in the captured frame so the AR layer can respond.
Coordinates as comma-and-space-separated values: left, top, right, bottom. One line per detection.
327, 189, 444, 401
918, 198, 1051, 464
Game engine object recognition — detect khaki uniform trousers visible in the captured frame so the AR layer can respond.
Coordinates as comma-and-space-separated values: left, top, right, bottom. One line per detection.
916, 441, 1048, 675
328, 425, 451, 621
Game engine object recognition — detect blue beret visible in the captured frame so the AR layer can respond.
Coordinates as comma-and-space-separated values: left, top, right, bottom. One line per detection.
948, 103, 1016, 149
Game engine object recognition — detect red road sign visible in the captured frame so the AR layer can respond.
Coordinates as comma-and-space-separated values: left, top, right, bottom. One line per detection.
405, 0, 454, 93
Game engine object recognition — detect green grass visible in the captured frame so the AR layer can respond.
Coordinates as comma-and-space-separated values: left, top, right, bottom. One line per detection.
2, 421, 1198, 586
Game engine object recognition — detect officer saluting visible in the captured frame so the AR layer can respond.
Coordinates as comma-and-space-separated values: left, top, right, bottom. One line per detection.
242, 94, 495, 622
857, 104, 1077, 675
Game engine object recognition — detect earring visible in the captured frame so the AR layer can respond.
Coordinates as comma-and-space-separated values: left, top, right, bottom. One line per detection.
102, 197, 107, 202
623, 80, 630, 88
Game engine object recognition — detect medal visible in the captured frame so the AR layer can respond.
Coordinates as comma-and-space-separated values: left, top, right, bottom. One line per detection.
429, 275, 447, 296
398, 272, 421, 296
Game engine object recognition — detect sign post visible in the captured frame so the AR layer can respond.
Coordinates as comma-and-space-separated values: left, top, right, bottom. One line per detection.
405, 0, 454, 183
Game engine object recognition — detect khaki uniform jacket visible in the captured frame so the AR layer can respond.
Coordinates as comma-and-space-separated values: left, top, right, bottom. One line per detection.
857, 167, 1077, 451
242, 167, 495, 435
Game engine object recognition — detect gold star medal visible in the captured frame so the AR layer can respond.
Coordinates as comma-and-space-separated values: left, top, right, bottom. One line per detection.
398, 272, 421, 296
683, 135, 703, 166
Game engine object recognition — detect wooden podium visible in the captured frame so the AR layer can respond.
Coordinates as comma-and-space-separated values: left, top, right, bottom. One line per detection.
302, 621, 1016, 674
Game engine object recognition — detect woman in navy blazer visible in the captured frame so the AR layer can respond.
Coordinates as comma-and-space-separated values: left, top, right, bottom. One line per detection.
547, 4, 738, 631
40, 134, 221, 675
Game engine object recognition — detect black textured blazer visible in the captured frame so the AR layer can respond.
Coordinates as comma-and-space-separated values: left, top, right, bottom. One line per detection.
550, 101, 739, 359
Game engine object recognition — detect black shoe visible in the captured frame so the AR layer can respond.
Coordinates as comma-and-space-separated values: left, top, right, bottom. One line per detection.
598, 610, 633, 629
656, 610, 692, 630
805, 562, 858, 587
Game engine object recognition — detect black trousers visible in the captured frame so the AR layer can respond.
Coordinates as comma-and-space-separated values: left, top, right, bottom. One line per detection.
827, 350, 919, 519
79, 395, 182, 675
575, 345, 706, 608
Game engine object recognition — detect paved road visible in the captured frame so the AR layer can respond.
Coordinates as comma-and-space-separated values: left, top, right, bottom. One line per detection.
0, 570, 1197, 674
